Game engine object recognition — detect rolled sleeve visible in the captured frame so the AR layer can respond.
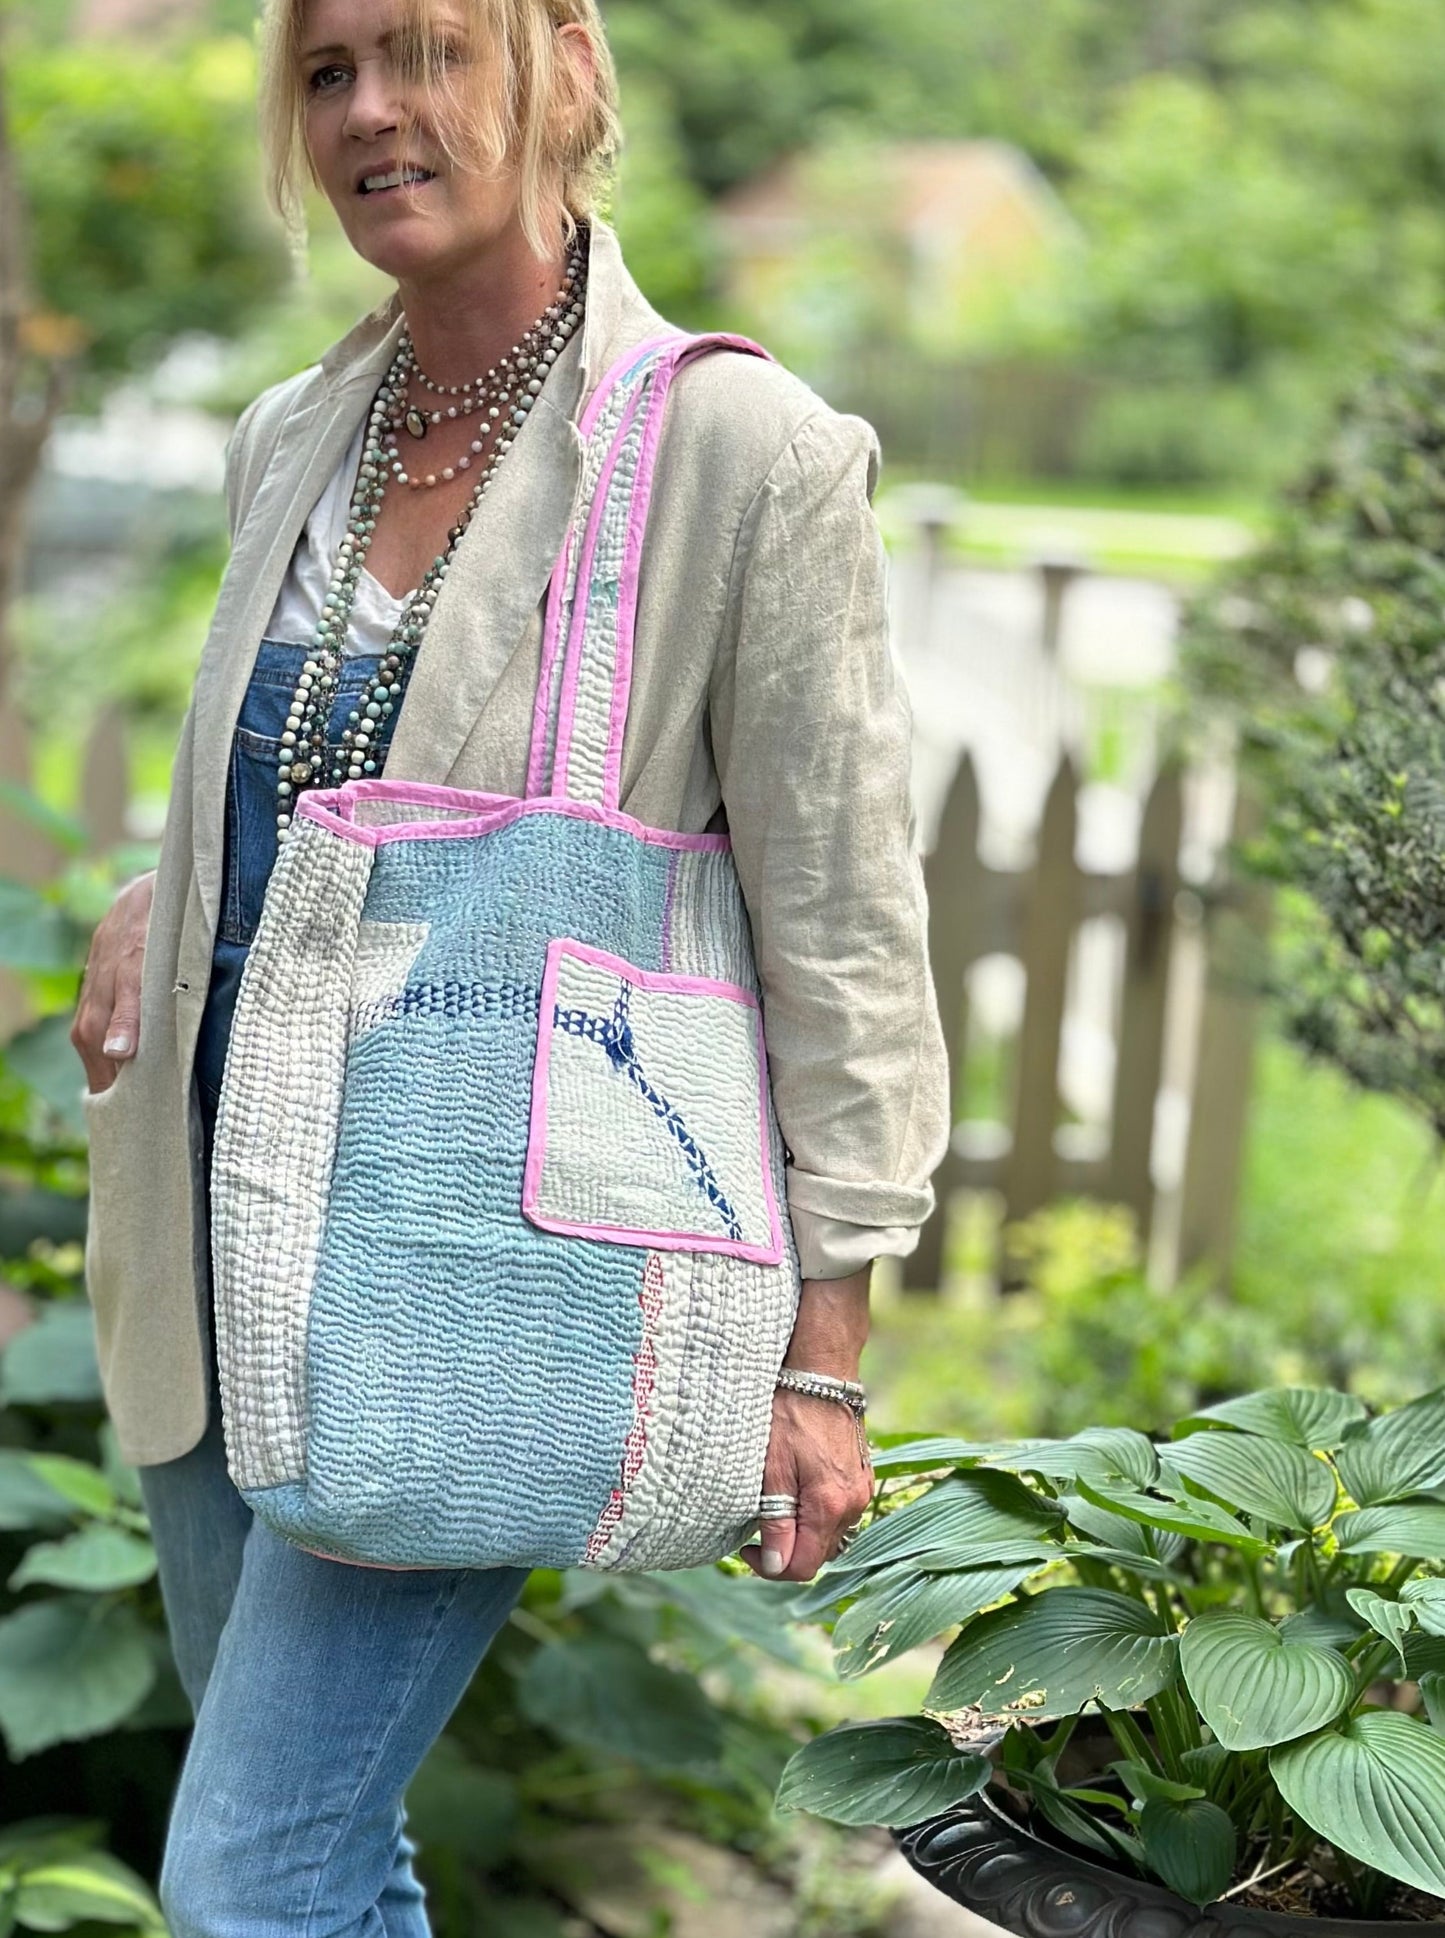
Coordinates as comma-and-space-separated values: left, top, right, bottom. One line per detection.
708, 407, 952, 1281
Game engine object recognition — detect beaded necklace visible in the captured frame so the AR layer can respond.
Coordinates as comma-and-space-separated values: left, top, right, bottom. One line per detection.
274, 237, 588, 844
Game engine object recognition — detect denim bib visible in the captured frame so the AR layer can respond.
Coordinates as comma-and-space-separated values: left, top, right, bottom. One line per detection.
194, 639, 403, 1113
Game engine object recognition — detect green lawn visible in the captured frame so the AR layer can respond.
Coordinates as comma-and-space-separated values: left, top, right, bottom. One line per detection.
875, 481, 1264, 583
1230, 1032, 1445, 1403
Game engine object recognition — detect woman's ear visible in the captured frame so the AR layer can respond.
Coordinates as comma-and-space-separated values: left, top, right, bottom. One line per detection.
555, 18, 597, 128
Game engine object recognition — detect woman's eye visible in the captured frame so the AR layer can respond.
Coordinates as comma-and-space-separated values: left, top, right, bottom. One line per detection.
307, 63, 349, 92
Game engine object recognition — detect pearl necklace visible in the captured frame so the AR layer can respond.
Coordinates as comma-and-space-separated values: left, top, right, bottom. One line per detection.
274, 240, 588, 843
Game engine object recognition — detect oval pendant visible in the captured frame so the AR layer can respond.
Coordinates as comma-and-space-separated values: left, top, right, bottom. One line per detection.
405, 407, 428, 440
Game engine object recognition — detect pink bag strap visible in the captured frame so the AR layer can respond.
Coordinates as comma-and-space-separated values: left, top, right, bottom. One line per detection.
524, 330, 772, 810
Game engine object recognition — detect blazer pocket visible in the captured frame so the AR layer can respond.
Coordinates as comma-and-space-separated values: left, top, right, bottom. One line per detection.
522, 937, 785, 1265
80, 1063, 136, 1339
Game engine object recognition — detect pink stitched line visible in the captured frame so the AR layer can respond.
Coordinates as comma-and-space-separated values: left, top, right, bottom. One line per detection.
602, 332, 774, 812
526, 524, 575, 799
583, 1248, 665, 1565
296, 784, 733, 852
550, 382, 648, 801
519, 935, 785, 1266
553, 935, 761, 1005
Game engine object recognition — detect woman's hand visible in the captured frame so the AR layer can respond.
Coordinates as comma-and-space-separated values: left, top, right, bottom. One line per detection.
742, 1267, 875, 1582
71, 870, 156, 1096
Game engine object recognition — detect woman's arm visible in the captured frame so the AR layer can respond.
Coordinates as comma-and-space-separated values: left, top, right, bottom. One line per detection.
709, 402, 952, 1579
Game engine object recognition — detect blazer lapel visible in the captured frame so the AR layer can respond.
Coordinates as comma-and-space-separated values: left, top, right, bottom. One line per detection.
190, 370, 384, 931
381, 378, 582, 786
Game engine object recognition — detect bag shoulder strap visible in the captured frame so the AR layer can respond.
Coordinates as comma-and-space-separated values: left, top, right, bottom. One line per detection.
524, 329, 772, 810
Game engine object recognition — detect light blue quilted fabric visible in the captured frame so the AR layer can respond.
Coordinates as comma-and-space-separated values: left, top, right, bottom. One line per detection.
210, 336, 802, 1571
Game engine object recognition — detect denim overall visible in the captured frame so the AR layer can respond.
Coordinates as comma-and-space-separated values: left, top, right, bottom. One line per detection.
191, 638, 404, 1399
141, 636, 532, 1937
194, 637, 404, 1119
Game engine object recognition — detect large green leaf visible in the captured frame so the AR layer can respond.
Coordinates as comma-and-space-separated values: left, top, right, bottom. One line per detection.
1400, 1580, 1445, 1636
1347, 1589, 1415, 1671
1272, 1713, 1445, 1898
775, 1718, 990, 1827
867, 1437, 1016, 1476
23, 1455, 114, 1519
832, 1564, 1033, 1679
1180, 1612, 1352, 1750
515, 1638, 721, 1771
1335, 1504, 1445, 1557
1076, 1475, 1270, 1554
786, 1565, 873, 1620
12, 1848, 165, 1933
1164, 1430, 1337, 1532
0, 883, 75, 971
1023, 1765, 1143, 1867
0, 1453, 74, 1532
0, 1302, 102, 1407
840, 1472, 1063, 1574
0, 1599, 155, 1758
1001, 1428, 1159, 1489
404, 1737, 518, 1868
1061, 1495, 1188, 1566
4, 1012, 92, 1135
1176, 1388, 1366, 1452
1421, 1675, 1445, 1735
9, 1524, 156, 1593
620, 1565, 811, 1668
927, 1587, 1178, 1720
1137, 1796, 1236, 1905
1279, 1601, 1361, 1651
1336, 1388, 1445, 1506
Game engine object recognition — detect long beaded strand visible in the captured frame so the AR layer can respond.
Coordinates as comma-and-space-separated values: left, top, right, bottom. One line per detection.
275, 240, 587, 844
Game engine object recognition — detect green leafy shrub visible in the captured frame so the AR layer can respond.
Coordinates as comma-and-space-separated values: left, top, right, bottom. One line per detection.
1181, 332, 1445, 1139
779, 1385, 1445, 1917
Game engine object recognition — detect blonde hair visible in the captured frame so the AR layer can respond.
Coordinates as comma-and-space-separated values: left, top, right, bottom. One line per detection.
257, 0, 620, 260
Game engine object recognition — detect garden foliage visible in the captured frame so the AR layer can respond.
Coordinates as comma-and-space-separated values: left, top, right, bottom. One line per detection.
1182, 334, 1445, 1137
782, 1386, 1445, 1917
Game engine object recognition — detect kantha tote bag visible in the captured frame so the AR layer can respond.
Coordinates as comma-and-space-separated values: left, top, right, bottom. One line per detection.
208, 330, 805, 1571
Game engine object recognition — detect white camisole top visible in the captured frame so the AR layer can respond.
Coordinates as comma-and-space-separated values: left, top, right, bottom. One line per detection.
261, 417, 419, 656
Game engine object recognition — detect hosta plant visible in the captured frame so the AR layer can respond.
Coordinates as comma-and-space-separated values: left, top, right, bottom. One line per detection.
777, 1385, 1445, 1918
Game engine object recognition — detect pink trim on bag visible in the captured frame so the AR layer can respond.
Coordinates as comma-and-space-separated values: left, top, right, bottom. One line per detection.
521, 937, 785, 1266
296, 782, 732, 853
578, 332, 687, 438
551, 383, 649, 800
602, 333, 773, 811
583, 1248, 666, 1564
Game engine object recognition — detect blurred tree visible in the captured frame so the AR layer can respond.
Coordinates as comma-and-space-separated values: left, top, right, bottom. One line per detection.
0, 17, 288, 729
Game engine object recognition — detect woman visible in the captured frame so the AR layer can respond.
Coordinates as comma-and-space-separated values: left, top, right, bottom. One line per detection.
68, 0, 950, 1927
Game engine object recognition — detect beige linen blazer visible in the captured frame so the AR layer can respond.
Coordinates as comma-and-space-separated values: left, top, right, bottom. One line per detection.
81, 219, 951, 1466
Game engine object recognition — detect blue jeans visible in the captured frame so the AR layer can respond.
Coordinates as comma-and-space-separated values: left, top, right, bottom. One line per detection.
140, 641, 531, 1936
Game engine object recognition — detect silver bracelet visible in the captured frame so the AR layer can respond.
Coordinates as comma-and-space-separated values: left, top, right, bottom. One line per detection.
775, 1367, 870, 1464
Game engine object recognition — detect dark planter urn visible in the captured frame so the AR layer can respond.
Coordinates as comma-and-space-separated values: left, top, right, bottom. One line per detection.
892, 1788, 1445, 1938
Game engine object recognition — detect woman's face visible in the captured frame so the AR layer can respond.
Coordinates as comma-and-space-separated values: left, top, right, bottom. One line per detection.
299, 0, 523, 281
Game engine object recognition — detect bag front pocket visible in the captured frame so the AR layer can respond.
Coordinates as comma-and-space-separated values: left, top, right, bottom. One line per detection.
523, 938, 784, 1264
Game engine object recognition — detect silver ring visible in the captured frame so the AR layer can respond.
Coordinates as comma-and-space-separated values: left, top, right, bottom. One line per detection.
757, 1493, 798, 1520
